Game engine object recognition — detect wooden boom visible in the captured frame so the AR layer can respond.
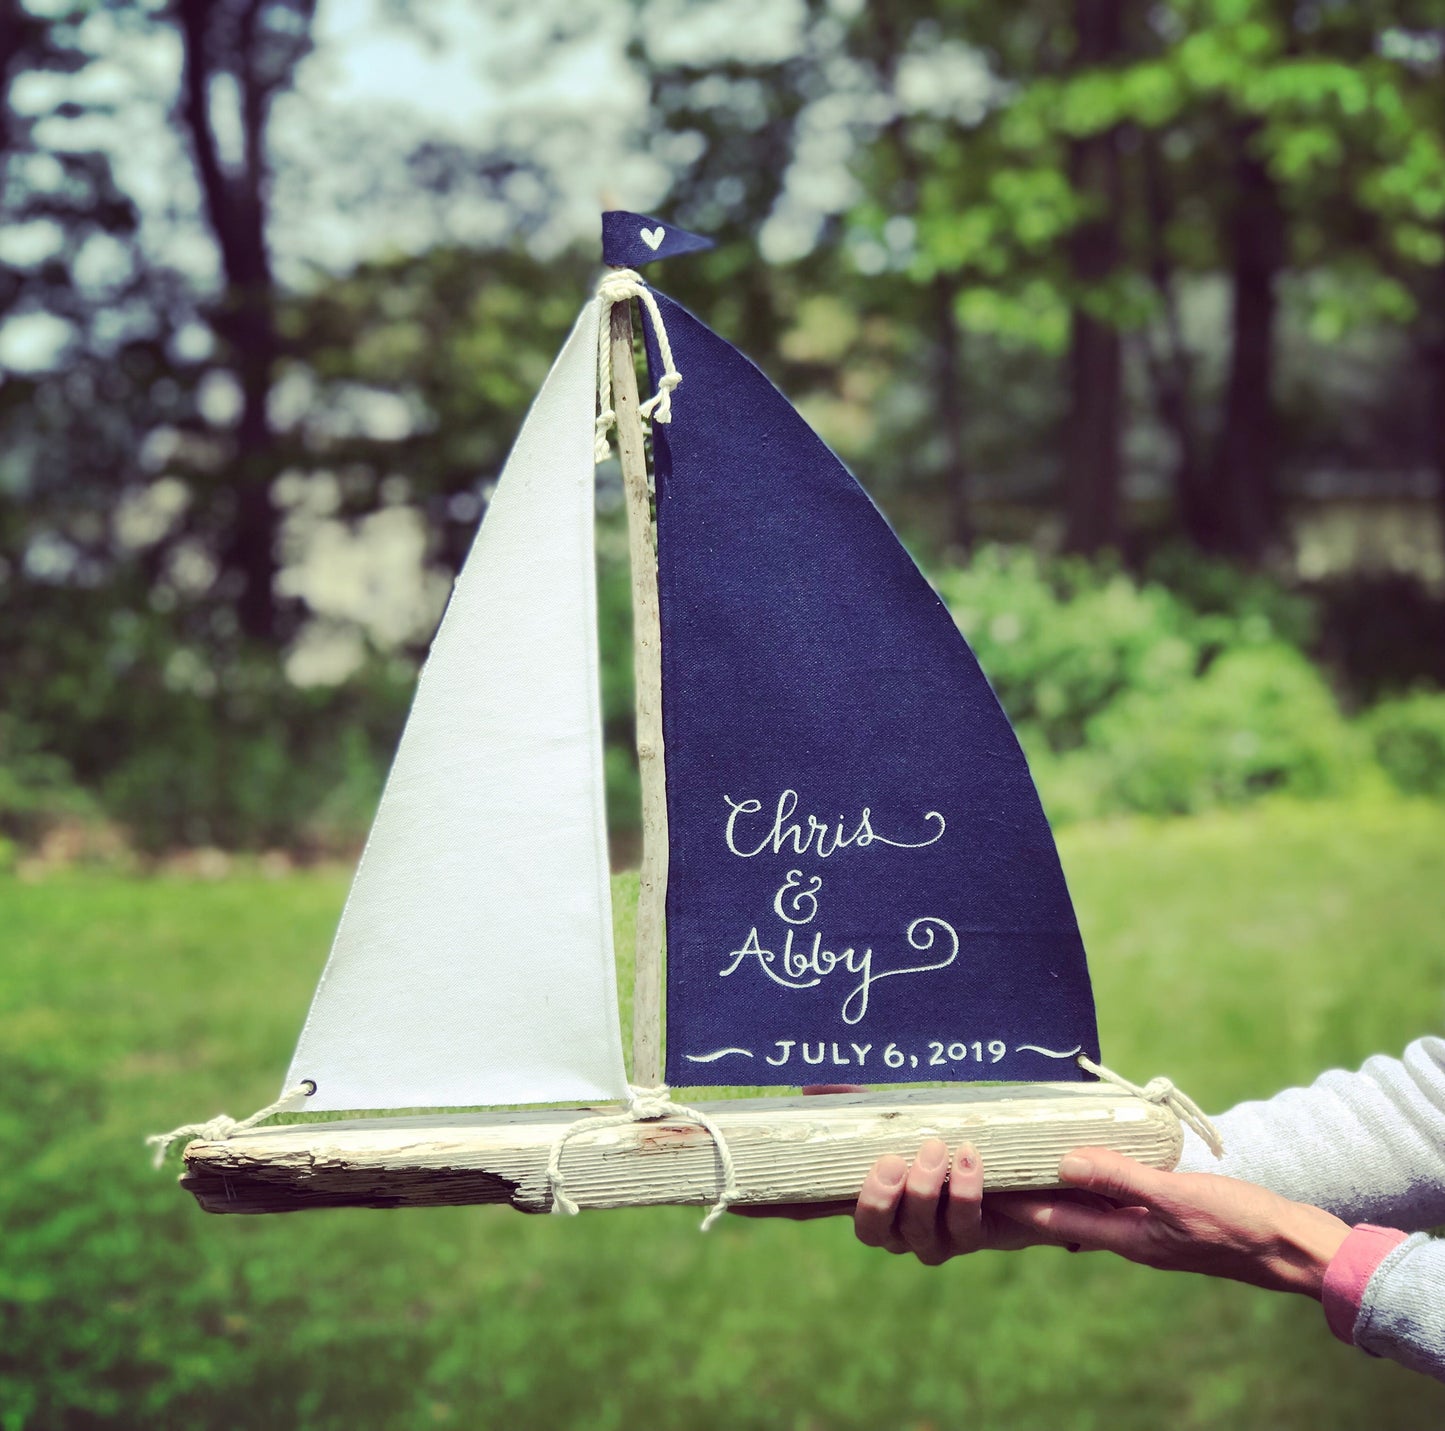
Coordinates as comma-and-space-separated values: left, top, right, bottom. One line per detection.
177, 1084, 1180, 1216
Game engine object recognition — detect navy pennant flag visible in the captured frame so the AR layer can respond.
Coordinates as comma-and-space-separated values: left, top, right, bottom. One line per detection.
641, 290, 1101, 1087
602, 210, 714, 269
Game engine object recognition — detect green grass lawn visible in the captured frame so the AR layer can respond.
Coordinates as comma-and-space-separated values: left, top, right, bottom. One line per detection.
3, 798, 1444, 1430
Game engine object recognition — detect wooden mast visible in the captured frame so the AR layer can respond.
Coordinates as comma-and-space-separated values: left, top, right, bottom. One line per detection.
609, 291, 667, 1089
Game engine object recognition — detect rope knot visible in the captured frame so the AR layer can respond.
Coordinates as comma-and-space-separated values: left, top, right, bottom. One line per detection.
639, 370, 681, 425
626, 1084, 678, 1119
1077, 1055, 1224, 1159
545, 1083, 740, 1230
146, 1082, 313, 1169
593, 267, 682, 461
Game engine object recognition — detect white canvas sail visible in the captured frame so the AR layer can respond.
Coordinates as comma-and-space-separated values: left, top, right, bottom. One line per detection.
285, 301, 629, 1111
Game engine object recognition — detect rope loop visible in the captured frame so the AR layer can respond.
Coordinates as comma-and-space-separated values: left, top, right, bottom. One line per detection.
594, 267, 682, 463
146, 1081, 314, 1168
1078, 1055, 1224, 1158
546, 1084, 740, 1231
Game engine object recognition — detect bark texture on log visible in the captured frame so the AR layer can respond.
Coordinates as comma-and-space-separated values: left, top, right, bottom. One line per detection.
179, 1084, 1182, 1216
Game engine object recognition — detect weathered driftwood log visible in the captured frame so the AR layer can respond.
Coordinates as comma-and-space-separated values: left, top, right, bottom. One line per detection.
179, 1084, 1181, 1216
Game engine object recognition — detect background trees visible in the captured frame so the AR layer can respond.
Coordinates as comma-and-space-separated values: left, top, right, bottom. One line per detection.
3, 0, 1445, 850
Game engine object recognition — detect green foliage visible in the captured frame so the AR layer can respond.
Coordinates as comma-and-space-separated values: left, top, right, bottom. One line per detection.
1085, 643, 1365, 815
2, 614, 408, 853
94, 666, 404, 853
937, 547, 1368, 821
0, 716, 93, 844
939, 548, 1208, 752
4, 806, 1445, 1428
1365, 692, 1445, 798
8, 546, 1442, 851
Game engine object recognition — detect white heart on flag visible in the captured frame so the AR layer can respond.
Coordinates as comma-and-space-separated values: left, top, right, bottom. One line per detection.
640, 226, 665, 251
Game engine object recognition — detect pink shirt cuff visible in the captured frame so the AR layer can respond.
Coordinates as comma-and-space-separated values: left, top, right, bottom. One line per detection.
1322, 1223, 1408, 1345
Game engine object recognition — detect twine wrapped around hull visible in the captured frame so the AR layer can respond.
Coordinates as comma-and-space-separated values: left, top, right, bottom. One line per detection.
545, 1084, 740, 1231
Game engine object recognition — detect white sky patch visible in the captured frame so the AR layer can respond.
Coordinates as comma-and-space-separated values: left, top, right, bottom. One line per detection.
278, 504, 451, 649
0, 218, 65, 267
0, 311, 74, 371
896, 42, 999, 122
309, 0, 509, 127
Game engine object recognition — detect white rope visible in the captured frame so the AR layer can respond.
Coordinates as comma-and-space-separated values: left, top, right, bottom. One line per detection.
1078, 1055, 1225, 1158
546, 1084, 740, 1231
594, 267, 682, 464
146, 1081, 314, 1168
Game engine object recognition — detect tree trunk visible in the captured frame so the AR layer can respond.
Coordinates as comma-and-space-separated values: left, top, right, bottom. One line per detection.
933, 272, 973, 552
1139, 131, 1208, 541
0, 2, 25, 157
1062, 0, 1125, 555
1431, 254, 1445, 565
177, 0, 284, 641
868, 8, 975, 553
1431, 338, 1445, 565
1206, 122, 1285, 562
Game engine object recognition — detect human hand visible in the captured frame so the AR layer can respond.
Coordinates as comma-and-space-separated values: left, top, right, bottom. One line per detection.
735, 1119, 1086, 1260
997, 1147, 1352, 1298
732, 1088, 1096, 1253
851, 1139, 1067, 1262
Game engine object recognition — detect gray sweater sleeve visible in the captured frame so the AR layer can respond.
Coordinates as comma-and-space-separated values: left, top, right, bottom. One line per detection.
1353, 1234, 1445, 1379
1175, 1036, 1445, 1381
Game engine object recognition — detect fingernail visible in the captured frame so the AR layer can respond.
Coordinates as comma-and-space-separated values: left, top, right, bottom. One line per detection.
875, 1156, 907, 1187
1059, 1154, 1092, 1181
916, 1139, 947, 1171
956, 1143, 977, 1171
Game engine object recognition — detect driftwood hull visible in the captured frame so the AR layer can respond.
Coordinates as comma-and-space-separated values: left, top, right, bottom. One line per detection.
179, 1084, 1181, 1216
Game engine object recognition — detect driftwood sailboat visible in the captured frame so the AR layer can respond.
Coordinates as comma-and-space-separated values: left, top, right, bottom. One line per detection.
157, 213, 1219, 1223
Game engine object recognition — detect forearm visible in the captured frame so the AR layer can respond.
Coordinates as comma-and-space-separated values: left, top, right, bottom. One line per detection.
1177, 1036, 1445, 1230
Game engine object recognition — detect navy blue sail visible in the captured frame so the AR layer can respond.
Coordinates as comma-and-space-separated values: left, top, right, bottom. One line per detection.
642, 292, 1101, 1087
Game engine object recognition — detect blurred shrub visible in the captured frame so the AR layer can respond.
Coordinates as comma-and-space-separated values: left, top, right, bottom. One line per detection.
935, 547, 1313, 747
1364, 692, 1445, 797
7, 542, 1444, 856
0, 714, 94, 844
1, 595, 408, 853
937, 548, 1365, 821
1084, 644, 1365, 815
1144, 546, 1317, 649
94, 661, 404, 852
937, 548, 1204, 751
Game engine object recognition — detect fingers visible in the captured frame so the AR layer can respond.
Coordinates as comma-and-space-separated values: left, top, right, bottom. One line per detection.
1001, 1193, 1152, 1255
855, 1141, 983, 1264
897, 1139, 951, 1262
854, 1154, 909, 1252
1056, 1148, 1181, 1214
943, 1143, 984, 1253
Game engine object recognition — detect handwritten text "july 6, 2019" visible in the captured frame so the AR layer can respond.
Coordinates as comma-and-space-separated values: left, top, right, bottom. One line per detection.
758, 1038, 1009, 1070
